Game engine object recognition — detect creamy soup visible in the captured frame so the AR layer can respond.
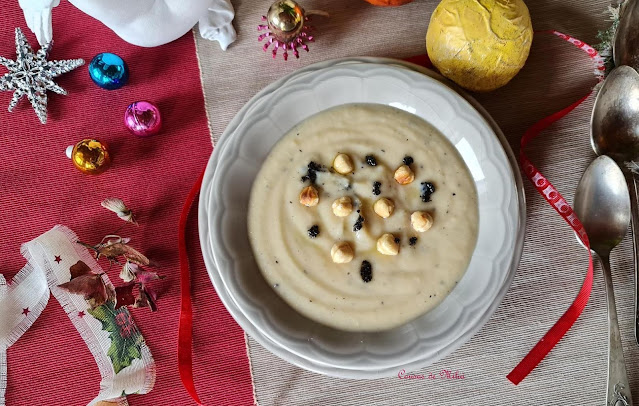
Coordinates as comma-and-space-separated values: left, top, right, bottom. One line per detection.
248, 104, 478, 332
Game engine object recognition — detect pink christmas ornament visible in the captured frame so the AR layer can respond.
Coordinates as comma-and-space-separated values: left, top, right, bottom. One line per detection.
124, 101, 162, 137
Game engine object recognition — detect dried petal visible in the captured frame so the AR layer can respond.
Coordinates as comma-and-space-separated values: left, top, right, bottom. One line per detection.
115, 284, 136, 309
101, 198, 137, 225
134, 286, 158, 312
58, 261, 110, 309
97, 243, 150, 266
69, 260, 93, 279
136, 269, 162, 284
101, 235, 131, 247
119, 261, 137, 282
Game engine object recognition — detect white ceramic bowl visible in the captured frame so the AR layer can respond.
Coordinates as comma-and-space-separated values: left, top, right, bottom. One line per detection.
199, 58, 525, 378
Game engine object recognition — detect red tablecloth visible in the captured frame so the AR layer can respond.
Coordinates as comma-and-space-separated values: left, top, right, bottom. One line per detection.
0, 2, 253, 405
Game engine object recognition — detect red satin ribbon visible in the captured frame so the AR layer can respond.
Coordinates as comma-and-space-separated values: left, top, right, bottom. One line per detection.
178, 169, 206, 405
508, 31, 603, 384
508, 94, 594, 384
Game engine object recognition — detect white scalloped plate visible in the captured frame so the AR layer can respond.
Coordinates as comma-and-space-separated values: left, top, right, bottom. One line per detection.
199, 58, 525, 378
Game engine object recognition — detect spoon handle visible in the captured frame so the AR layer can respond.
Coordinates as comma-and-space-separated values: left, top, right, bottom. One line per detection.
600, 254, 633, 406
625, 172, 639, 346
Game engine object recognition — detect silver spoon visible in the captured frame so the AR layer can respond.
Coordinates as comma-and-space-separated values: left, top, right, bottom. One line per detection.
591, 65, 639, 345
575, 155, 633, 406
613, 1, 639, 345
614, 0, 639, 71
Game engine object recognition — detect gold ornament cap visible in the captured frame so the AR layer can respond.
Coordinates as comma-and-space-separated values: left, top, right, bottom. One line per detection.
70, 139, 111, 175
267, 0, 305, 43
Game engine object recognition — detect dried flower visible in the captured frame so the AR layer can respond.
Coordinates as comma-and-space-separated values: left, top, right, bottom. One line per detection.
58, 261, 114, 309
102, 235, 131, 246
76, 230, 163, 312
101, 198, 137, 225
79, 235, 151, 266
120, 261, 138, 283
98, 242, 150, 266
135, 285, 158, 312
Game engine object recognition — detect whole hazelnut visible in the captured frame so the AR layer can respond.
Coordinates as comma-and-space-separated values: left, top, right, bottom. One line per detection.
411, 211, 433, 232
394, 165, 415, 185
331, 241, 354, 263
377, 233, 399, 256
299, 185, 319, 207
373, 197, 395, 218
332, 196, 353, 217
333, 153, 354, 175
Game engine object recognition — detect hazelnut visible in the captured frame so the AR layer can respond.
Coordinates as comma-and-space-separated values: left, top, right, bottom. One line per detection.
299, 185, 319, 207
377, 233, 399, 256
331, 241, 354, 263
332, 196, 353, 217
333, 153, 354, 175
373, 198, 395, 218
411, 211, 433, 232
394, 164, 415, 185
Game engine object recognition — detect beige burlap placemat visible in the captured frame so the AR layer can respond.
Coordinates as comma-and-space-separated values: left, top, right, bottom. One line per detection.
195, 1, 637, 404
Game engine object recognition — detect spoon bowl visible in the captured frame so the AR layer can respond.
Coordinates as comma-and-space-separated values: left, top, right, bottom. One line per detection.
575, 155, 631, 254
591, 65, 639, 163
615, 0, 639, 71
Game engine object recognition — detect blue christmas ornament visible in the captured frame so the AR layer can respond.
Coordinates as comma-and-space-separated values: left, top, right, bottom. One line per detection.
88, 53, 129, 90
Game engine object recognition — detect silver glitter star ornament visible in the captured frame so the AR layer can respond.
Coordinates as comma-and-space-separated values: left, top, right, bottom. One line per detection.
0, 28, 84, 124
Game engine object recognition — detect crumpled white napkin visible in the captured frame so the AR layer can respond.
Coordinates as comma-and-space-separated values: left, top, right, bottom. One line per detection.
19, 0, 237, 49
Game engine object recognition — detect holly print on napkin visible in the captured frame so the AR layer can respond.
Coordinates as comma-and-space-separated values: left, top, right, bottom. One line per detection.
88, 300, 144, 374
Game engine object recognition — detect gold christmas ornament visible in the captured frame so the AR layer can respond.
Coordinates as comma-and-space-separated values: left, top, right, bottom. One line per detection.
258, 0, 328, 60
267, 0, 305, 43
66, 139, 111, 174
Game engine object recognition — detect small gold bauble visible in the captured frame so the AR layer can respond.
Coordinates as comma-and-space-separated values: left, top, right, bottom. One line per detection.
71, 139, 111, 175
267, 0, 305, 43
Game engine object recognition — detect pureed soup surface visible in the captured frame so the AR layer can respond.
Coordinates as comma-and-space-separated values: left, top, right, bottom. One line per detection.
248, 104, 478, 332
